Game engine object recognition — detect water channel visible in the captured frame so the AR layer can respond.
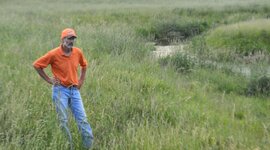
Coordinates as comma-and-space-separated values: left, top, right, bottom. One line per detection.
152, 44, 270, 78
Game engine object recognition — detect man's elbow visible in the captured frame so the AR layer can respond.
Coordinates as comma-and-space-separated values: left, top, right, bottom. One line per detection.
33, 65, 42, 71
33, 65, 38, 70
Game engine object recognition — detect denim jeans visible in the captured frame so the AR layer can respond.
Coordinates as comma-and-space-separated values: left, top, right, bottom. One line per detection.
52, 85, 94, 149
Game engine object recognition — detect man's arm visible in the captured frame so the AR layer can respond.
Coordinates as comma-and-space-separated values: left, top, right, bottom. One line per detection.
34, 67, 60, 85
78, 67, 87, 89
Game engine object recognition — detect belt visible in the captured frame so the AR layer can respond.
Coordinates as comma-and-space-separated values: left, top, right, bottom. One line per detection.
59, 84, 77, 89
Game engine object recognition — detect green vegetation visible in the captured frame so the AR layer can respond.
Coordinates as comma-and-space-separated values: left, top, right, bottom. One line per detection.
159, 52, 196, 73
206, 19, 270, 54
1, 0, 270, 149
247, 76, 270, 96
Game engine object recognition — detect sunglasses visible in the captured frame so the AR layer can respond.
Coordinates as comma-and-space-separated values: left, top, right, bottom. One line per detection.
66, 36, 76, 40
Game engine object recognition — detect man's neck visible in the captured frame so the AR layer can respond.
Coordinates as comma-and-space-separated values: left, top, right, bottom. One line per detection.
61, 45, 72, 56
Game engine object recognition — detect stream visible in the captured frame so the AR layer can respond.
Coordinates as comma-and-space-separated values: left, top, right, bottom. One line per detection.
152, 44, 270, 78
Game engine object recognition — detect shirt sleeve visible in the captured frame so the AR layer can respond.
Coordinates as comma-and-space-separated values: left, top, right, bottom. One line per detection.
79, 51, 88, 69
33, 51, 53, 69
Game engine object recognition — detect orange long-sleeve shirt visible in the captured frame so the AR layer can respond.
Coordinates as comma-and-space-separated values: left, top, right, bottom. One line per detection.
33, 46, 88, 86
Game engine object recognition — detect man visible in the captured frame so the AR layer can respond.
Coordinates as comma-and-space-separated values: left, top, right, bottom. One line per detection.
33, 28, 94, 149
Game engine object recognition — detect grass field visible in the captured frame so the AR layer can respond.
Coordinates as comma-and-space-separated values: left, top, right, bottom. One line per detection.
1, 0, 270, 149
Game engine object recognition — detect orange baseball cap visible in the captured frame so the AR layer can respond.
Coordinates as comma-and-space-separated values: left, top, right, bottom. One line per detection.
61, 28, 77, 39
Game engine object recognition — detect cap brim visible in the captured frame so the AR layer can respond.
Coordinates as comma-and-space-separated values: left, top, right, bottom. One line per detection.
66, 35, 77, 39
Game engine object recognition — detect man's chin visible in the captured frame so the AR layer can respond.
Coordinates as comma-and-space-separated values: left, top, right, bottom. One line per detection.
67, 45, 73, 49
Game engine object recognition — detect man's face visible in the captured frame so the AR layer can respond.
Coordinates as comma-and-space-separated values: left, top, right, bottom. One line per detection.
62, 36, 76, 49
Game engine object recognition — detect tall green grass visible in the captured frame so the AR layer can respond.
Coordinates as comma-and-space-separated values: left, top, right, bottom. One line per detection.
1, 0, 270, 149
206, 19, 270, 54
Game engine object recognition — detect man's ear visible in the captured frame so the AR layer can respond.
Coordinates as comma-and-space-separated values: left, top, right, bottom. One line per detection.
61, 38, 65, 43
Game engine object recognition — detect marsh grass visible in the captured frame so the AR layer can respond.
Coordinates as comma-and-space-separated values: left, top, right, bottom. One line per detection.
1, 0, 270, 149
206, 19, 270, 57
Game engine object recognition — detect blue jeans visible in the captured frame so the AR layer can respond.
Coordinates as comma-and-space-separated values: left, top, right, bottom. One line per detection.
52, 85, 94, 149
